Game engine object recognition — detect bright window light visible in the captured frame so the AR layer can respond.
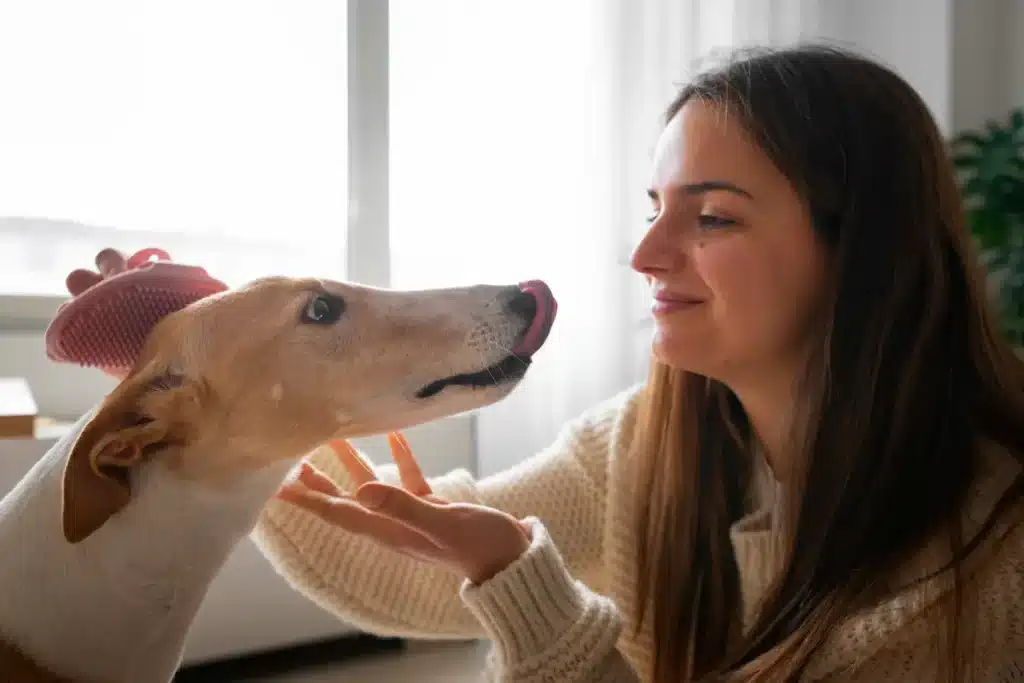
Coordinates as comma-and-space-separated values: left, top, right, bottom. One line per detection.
388, 0, 605, 291
0, 0, 348, 295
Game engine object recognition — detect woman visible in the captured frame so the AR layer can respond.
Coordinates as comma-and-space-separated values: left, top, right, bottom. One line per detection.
79, 46, 1024, 681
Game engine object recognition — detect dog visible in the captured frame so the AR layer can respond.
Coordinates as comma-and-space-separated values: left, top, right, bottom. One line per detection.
0, 275, 556, 682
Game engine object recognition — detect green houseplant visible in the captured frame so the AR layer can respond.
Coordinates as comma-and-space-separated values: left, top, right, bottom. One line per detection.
951, 107, 1024, 347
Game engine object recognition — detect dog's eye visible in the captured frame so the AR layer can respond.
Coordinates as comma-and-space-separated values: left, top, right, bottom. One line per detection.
301, 293, 345, 325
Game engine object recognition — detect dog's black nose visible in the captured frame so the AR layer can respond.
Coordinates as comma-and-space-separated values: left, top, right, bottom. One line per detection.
505, 287, 538, 323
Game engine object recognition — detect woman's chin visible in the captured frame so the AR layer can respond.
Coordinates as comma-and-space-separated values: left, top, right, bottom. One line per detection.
652, 336, 708, 372
652, 320, 732, 372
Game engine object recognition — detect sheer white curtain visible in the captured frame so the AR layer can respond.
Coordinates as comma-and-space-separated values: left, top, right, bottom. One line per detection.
388, 0, 827, 472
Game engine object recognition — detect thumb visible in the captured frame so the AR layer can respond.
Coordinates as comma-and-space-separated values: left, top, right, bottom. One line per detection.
355, 482, 450, 536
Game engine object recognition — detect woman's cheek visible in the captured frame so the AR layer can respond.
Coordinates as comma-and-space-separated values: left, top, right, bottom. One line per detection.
693, 241, 760, 299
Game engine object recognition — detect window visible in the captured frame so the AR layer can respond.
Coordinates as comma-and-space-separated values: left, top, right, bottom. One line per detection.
0, 0, 351, 300
0, 0, 388, 422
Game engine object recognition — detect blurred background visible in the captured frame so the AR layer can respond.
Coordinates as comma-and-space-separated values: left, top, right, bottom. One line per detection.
0, 1, 1020, 680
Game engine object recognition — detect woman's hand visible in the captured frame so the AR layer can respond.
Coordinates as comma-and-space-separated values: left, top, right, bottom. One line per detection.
277, 433, 532, 585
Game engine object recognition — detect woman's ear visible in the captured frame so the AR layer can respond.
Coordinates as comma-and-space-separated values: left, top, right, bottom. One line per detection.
61, 363, 205, 543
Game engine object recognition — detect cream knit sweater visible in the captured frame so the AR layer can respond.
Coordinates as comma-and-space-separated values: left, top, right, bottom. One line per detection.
252, 385, 1024, 682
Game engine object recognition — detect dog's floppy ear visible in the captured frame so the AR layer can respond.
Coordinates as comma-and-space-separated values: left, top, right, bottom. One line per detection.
61, 363, 205, 544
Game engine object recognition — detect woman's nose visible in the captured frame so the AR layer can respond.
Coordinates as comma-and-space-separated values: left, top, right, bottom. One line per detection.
630, 220, 677, 276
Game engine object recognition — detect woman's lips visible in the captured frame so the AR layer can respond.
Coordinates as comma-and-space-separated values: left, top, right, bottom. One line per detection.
652, 292, 705, 315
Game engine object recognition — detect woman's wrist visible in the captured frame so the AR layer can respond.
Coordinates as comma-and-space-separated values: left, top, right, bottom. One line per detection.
465, 518, 534, 586
461, 518, 621, 667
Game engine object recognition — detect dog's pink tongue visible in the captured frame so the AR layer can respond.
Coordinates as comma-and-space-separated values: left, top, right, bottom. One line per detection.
513, 279, 558, 357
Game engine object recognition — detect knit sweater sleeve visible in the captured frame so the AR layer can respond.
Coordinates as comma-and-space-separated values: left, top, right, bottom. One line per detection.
460, 518, 641, 683
250, 386, 641, 639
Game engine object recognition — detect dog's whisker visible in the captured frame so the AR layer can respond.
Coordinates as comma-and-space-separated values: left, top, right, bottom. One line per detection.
487, 339, 530, 367
486, 344, 511, 383
475, 347, 500, 387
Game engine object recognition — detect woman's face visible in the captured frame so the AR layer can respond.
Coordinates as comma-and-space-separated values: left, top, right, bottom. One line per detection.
631, 99, 828, 384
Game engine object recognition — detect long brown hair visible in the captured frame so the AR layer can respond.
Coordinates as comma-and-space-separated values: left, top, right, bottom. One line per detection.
634, 45, 1024, 682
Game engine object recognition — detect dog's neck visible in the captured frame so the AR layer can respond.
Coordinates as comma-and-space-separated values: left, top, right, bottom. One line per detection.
0, 414, 302, 683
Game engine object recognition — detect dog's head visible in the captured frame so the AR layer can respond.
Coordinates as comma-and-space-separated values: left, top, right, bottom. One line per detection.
60, 276, 557, 543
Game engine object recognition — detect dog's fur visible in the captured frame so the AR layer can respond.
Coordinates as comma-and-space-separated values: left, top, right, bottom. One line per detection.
0, 276, 547, 682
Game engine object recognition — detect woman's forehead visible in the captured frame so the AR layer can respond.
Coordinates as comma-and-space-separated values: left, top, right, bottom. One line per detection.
650, 100, 777, 193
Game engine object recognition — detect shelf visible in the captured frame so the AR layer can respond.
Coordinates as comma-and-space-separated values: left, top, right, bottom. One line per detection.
0, 417, 76, 444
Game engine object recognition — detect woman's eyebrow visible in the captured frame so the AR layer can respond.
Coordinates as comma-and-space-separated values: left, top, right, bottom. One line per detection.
648, 181, 753, 200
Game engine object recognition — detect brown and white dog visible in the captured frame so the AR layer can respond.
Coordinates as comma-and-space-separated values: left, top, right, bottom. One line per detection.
0, 276, 556, 682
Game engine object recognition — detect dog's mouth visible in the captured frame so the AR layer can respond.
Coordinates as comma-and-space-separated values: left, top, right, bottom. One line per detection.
415, 280, 557, 400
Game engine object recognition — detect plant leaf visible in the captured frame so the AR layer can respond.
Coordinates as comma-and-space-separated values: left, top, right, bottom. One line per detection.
953, 132, 987, 149
952, 153, 980, 169
965, 176, 989, 197
986, 121, 1003, 138
953, 112, 1024, 344
1011, 109, 1024, 132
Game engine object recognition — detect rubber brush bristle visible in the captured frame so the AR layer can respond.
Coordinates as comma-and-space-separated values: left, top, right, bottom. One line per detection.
45, 250, 228, 373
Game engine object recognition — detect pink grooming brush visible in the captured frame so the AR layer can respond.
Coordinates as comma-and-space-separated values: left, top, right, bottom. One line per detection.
45, 248, 228, 372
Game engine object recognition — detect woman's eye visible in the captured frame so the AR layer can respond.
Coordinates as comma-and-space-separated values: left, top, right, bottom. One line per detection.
301, 293, 346, 325
697, 214, 736, 230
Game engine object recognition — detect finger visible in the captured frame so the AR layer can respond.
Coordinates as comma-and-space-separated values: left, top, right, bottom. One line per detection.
276, 483, 353, 519
329, 440, 377, 487
278, 485, 439, 554
295, 462, 341, 497
66, 269, 103, 296
102, 366, 130, 380
95, 248, 128, 278
388, 432, 432, 496
355, 482, 452, 541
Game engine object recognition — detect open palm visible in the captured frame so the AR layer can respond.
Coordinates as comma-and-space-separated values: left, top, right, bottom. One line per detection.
277, 433, 531, 585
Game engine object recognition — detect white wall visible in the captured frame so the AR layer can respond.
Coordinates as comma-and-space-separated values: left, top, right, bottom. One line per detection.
792, 0, 1023, 137
814, 0, 1022, 136
732, 0, 958, 134
952, 0, 1005, 132
812, 0, 954, 133
951, 0, 1024, 132
0, 326, 117, 420
1008, 1, 1024, 114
